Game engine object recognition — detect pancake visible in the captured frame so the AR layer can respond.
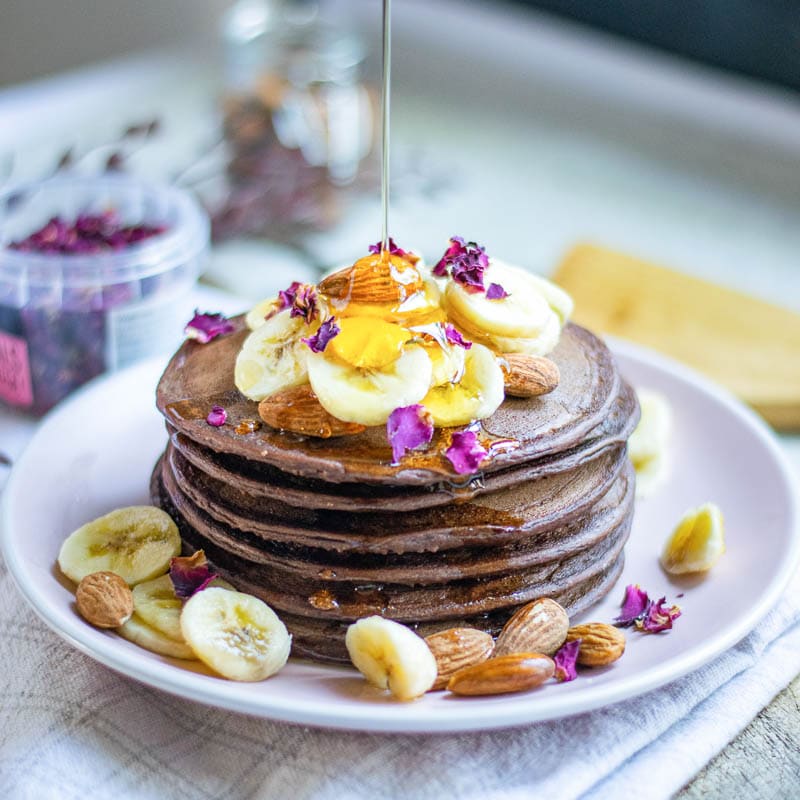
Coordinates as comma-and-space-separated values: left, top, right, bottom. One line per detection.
151, 315, 640, 664
157, 319, 624, 486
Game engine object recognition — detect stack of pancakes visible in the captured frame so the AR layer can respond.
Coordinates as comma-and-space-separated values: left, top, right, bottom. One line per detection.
151, 317, 638, 663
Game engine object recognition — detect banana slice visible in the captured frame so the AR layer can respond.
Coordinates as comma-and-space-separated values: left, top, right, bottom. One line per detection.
444, 260, 571, 355
428, 340, 466, 387
629, 389, 672, 498
345, 616, 437, 701
245, 297, 280, 331
58, 506, 180, 586
444, 260, 566, 338
180, 588, 291, 681
629, 389, 672, 467
307, 345, 432, 427
421, 343, 504, 426
234, 312, 315, 401
661, 502, 725, 574
117, 613, 197, 660
132, 574, 235, 642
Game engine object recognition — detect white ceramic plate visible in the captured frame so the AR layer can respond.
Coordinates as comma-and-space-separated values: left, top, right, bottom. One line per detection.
2, 342, 797, 732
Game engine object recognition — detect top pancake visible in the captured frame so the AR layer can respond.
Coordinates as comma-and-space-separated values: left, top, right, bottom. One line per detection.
156, 317, 626, 486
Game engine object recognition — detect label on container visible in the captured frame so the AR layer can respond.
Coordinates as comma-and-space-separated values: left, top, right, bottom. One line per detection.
0, 330, 34, 407
105, 289, 191, 372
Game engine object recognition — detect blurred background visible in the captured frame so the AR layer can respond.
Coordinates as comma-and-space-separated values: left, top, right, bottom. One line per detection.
1, 0, 798, 421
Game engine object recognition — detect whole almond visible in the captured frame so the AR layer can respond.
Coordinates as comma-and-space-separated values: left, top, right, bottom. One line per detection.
259, 385, 366, 438
425, 628, 495, 691
318, 254, 423, 306
76, 571, 134, 628
502, 354, 560, 398
566, 623, 626, 666
447, 652, 555, 696
494, 597, 569, 657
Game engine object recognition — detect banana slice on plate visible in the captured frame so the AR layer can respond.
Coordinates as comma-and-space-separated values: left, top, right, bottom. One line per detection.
307, 318, 433, 426
235, 311, 316, 401
132, 574, 234, 642
180, 588, 291, 681
444, 260, 572, 355
422, 343, 504, 427
58, 506, 180, 586
118, 613, 197, 660
346, 616, 437, 701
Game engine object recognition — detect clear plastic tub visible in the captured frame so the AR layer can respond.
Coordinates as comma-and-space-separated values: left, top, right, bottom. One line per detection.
0, 175, 209, 415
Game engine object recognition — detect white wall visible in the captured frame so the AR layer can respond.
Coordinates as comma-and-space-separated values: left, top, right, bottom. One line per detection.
0, 0, 230, 86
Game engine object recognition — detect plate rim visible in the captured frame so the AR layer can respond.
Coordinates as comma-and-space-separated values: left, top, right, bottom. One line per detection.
2, 340, 798, 733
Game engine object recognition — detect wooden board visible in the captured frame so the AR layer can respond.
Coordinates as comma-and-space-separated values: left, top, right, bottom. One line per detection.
553, 244, 800, 431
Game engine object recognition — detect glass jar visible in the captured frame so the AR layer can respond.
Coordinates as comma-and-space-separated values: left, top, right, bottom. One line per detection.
0, 175, 209, 415
216, 0, 374, 239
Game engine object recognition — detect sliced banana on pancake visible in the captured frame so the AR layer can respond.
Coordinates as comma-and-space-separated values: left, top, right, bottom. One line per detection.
245, 297, 281, 331
180, 588, 291, 681
118, 613, 197, 660
345, 615, 437, 700
235, 311, 316, 401
307, 317, 433, 427
422, 343, 504, 427
444, 260, 572, 355
58, 506, 180, 586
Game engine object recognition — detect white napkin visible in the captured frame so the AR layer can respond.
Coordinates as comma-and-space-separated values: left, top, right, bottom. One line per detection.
0, 546, 798, 800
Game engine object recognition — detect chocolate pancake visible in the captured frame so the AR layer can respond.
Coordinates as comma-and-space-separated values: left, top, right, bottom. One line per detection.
151, 315, 640, 664
157, 319, 625, 486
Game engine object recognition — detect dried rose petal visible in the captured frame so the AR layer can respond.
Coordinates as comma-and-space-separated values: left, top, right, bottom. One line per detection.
445, 430, 488, 475
290, 285, 319, 324
554, 639, 581, 682
444, 324, 472, 349
184, 311, 235, 344
368, 237, 412, 258
433, 236, 489, 292
386, 404, 434, 463
432, 236, 466, 276
637, 597, 682, 633
169, 550, 217, 600
206, 405, 227, 427
302, 317, 340, 353
614, 584, 650, 627
486, 282, 509, 300
276, 281, 303, 312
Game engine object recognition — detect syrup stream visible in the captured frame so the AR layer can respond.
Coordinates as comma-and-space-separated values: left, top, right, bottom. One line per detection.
380, 0, 392, 252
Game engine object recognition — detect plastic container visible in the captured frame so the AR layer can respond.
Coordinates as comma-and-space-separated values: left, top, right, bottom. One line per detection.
0, 175, 209, 415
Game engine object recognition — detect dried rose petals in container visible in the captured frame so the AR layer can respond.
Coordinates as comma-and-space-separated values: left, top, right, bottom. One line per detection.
0, 175, 209, 415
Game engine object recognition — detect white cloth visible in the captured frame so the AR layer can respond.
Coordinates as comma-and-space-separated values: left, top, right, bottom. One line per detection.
0, 522, 798, 800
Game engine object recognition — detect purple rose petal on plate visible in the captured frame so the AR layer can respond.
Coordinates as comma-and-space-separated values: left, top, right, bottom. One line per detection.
206, 405, 227, 427
169, 550, 218, 600
554, 639, 581, 682
184, 310, 235, 344
614, 584, 650, 627
444, 324, 472, 349
302, 317, 340, 353
486, 282, 509, 300
386, 404, 434, 463
445, 430, 488, 475
433, 236, 466, 276
637, 597, 682, 633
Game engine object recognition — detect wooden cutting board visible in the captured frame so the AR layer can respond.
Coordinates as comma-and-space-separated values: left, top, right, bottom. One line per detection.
553, 243, 800, 431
